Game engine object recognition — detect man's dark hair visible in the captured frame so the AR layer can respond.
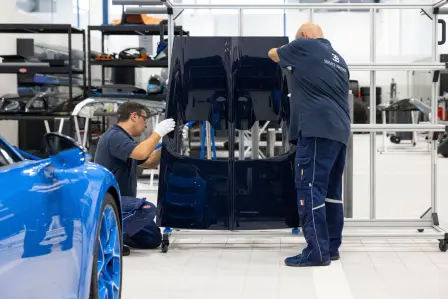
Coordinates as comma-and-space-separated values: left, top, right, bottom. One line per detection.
117, 101, 150, 122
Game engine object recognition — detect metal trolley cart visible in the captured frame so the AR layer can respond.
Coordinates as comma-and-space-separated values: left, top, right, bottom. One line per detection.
115, 0, 448, 253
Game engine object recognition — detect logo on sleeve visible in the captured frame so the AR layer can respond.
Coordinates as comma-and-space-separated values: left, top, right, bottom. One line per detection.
332, 53, 340, 63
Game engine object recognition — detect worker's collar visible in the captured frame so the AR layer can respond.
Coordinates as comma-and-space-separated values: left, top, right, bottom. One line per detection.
113, 124, 133, 139
316, 38, 331, 46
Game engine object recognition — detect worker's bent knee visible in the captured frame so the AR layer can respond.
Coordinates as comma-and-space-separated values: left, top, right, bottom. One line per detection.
142, 201, 156, 210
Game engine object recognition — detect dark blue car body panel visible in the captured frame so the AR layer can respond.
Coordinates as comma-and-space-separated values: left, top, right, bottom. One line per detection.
157, 36, 298, 230
0, 136, 121, 299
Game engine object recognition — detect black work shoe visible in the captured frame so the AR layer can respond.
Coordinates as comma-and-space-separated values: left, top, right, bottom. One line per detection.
123, 245, 131, 256
330, 255, 340, 261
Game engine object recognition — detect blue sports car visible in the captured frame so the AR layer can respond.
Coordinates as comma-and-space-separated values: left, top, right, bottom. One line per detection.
0, 133, 123, 299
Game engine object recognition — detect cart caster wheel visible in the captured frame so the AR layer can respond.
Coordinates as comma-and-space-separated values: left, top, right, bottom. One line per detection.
390, 135, 401, 144
161, 243, 169, 253
418, 229, 424, 233
439, 240, 448, 252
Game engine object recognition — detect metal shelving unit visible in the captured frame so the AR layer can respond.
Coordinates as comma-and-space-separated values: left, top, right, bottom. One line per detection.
0, 24, 86, 111
87, 23, 188, 87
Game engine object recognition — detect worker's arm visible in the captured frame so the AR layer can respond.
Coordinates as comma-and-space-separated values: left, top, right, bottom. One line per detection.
268, 48, 281, 63
138, 147, 162, 169
129, 118, 175, 161
129, 133, 161, 161
108, 119, 175, 163
269, 39, 306, 69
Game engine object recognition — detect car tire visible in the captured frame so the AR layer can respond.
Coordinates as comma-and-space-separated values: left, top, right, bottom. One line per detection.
89, 193, 123, 299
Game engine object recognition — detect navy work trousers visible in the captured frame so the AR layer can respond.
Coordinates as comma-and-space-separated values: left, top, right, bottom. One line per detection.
121, 197, 162, 249
295, 134, 346, 263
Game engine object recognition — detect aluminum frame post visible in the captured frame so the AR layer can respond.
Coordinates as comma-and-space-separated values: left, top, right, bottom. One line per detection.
343, 92, 354, 218
172, 3, 432, 10
381, 110, 388, 153
431, 12, 439, 214
267, 128, 276, 158
369, 8, 377, 219
251, 122, 260, 159
167, 13, 174, 72
238, 8, 243, 35
125, 7, 169, 14
113, 0, 163, 4
238, 8, 245, 160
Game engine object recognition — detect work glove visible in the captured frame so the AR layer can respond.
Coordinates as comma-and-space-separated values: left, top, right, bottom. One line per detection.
154, 118, 175, 137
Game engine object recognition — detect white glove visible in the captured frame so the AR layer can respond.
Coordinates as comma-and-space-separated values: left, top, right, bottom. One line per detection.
154, 118, 175, 137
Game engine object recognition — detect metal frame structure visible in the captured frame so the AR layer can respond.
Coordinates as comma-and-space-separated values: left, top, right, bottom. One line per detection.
113, 0, 448, 250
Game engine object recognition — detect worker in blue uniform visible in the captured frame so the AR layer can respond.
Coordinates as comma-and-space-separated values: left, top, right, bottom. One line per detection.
268, 22, 351, 267
95, 101, 175, 256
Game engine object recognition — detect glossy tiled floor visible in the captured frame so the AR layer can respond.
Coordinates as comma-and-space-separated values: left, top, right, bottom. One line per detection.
123, 135, 448, 299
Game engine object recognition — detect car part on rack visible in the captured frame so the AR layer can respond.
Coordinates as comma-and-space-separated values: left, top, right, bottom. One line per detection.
147, 74, 165, 94
118, 47, 149, 60
91, 84, 148, 97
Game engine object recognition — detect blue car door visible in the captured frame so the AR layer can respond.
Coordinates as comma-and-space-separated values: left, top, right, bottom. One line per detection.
0, 138, 83, 299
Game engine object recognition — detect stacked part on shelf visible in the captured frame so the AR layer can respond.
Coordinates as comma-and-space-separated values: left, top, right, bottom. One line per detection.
0, 92, 85, 114
89, 84, 166, 100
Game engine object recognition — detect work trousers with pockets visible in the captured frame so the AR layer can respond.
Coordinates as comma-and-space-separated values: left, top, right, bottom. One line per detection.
295, 134, 346, 263
122, 196, 162, 249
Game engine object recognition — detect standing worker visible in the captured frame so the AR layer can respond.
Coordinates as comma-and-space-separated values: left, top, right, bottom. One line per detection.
94, 101, 176, 256
268, 22, 351, 267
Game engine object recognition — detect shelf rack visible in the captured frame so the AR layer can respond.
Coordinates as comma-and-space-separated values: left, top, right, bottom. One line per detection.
0, 24, 86, 112
87, 23, 188, 88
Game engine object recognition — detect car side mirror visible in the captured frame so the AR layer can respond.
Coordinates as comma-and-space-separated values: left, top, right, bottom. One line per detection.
44, 132, 86, 169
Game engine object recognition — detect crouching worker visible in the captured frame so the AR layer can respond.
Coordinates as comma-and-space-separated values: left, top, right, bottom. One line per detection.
94, 101, 176, 256
121, 197, 161, 251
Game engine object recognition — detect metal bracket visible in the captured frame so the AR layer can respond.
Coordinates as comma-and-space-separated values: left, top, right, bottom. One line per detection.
420, 207, 432, 219
421, 8, 433, 20
432, 213, 440, 226
174, 9, 184, 20
433, 70, 441, 82
433, 0, 448, 14
432, 132, 440, 141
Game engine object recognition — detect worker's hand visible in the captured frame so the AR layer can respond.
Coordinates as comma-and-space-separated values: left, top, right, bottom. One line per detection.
154, 118, 176, 137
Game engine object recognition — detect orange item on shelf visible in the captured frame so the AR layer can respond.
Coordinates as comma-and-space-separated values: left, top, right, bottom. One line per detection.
96, 54, 114, 61
135, 53, 150, 61
112, 14, 165, 25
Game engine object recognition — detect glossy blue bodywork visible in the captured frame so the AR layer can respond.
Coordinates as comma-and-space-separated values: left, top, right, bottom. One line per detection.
157, 36, 299, 230
0, 135, 121, 299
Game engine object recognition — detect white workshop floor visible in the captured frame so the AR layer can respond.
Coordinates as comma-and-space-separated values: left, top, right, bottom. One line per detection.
123, 134, 448, 299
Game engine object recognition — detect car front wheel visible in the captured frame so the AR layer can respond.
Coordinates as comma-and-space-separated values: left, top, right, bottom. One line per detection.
89, 193, 122, 299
